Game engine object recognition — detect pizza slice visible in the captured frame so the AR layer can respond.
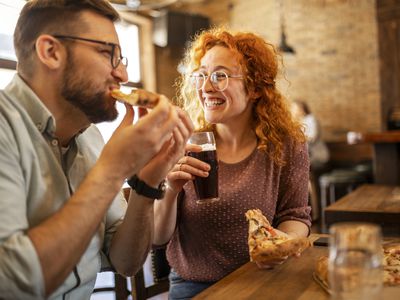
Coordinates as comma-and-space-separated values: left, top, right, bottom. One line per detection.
383, 243, 400, 286
245, 209, 311, 263
314, 243, 400, 288
110, 89, 158, 108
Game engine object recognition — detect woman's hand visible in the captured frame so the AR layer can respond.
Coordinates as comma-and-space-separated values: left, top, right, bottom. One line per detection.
166, 143, 210, 194
254, 229, 301, 269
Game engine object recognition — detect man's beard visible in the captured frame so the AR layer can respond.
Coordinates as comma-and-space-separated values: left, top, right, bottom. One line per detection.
61, 54, 118, 124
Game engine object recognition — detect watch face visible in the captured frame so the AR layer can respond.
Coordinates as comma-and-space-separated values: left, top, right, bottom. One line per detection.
158, 180, 167, 198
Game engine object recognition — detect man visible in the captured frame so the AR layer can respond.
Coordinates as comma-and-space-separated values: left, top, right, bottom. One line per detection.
0, 0, 193, 299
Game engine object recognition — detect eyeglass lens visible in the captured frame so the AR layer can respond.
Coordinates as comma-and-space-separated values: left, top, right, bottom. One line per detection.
191, 71, 229, 91
112, 45, 128, 69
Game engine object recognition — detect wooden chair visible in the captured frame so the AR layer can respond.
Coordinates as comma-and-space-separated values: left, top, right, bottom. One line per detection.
91, 273, 130, 299
131, 248, 170, 300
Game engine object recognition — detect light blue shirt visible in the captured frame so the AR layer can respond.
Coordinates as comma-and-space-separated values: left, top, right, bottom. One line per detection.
0, 75, 127, 299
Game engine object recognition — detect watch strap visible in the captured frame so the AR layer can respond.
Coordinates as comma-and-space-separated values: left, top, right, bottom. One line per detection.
127, 175, 166, 199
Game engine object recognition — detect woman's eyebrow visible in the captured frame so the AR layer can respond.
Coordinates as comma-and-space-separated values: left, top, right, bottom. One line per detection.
198, 65, 233, 72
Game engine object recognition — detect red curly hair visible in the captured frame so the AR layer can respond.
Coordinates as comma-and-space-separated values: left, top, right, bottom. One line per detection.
176, 27, 305, 165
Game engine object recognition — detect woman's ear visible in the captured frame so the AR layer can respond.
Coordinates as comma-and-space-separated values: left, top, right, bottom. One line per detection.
34, 35, 65, 70
248, 88, 261, 101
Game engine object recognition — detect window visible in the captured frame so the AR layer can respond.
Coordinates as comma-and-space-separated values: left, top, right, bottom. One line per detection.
0, 0, 24, 61
116, 21, 141, 84
97, 21, 142, 143
0, 0, 24, 88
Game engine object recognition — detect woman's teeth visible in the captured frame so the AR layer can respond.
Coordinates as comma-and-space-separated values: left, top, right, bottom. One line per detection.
205, 99, 224, 107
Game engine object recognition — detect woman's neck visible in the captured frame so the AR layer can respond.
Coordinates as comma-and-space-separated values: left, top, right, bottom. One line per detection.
215, 124, 258, 163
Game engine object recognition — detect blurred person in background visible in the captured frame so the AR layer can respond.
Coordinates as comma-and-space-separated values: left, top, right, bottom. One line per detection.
291, 100, 329, 170
291, 100, 330, 220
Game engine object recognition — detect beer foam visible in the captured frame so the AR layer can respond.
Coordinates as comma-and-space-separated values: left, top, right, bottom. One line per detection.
201, 143, 216, 151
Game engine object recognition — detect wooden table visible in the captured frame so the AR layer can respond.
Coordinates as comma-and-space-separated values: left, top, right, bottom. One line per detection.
194, 234, 400, 300
325, 184, 400, 236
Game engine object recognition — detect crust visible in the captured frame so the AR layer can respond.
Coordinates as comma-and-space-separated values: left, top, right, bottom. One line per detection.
250, 237, 311, 262
314, 255, 329, 285
110, 89, 158, 108
384, 243, 400, 255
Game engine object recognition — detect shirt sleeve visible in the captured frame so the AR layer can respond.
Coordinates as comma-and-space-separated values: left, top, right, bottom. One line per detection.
0, 114, 45, 299
85, 125, 128, 272
100, 189, 127, 271
273, 141, 312, 230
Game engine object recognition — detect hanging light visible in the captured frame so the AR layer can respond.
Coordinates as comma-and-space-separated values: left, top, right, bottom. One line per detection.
279, 0, 295, 54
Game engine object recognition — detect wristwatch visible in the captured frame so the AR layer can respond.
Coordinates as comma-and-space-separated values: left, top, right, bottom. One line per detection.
127, 174, 167, 199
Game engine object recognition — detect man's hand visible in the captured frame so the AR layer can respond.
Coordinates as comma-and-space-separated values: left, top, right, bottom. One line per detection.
138, 108, 194, 187
97, 95, 180, 184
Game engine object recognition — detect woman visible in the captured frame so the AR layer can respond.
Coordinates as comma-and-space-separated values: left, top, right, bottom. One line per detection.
154, 28, 312, 299
291, 100, 329, 170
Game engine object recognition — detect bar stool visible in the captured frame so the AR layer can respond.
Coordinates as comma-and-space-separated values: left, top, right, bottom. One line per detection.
319, 169, 367, 233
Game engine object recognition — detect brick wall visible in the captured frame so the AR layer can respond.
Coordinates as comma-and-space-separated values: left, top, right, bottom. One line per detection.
157, 0, 381, 144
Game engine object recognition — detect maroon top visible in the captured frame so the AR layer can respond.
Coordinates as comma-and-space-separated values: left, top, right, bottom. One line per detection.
166, 141, 312, 282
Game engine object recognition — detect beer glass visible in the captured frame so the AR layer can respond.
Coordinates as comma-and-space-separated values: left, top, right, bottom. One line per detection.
328, 222, 383, 300
187, 131, 219, 204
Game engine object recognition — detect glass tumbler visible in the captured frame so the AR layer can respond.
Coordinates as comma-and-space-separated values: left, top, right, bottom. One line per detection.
187, 131, 219, 204
328, 222, 383, 300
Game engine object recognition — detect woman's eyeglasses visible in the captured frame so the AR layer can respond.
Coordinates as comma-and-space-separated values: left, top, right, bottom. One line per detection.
190, 71, 243, 92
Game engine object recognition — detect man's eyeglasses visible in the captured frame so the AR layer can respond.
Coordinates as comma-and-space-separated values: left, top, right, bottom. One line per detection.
190, 71, 243, 92
53, 35, 128, 69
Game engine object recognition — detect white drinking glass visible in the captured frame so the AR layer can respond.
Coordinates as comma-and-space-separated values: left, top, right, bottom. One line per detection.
328, 222, 383, 300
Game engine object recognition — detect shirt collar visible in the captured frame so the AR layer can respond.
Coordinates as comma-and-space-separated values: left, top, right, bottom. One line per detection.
4, 74, 56, 136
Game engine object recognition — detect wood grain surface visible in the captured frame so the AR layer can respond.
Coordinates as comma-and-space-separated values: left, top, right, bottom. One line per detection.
194, 234, 400, 300
325, 184, 400, 236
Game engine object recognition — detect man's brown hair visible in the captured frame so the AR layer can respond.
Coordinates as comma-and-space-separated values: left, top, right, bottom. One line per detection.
14, 0, 119, 76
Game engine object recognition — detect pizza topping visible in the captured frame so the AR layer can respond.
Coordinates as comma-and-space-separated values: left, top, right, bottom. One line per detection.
245, 209, 311, 263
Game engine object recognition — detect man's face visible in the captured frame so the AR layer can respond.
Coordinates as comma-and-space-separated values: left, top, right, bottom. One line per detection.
60, 11, 128, 123
61, 48, 118, 123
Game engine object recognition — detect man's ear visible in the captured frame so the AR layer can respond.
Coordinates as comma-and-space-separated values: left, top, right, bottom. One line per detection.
34, 35, 65, 70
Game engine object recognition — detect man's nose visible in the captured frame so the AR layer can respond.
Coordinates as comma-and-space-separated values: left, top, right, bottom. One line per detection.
112, 64, 129, 84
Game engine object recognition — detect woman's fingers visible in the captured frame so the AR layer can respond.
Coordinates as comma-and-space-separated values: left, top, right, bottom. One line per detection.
177, 156, 210, 173
255, 256, 289, 269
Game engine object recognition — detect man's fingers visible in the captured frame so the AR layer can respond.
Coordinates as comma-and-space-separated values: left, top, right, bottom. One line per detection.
138, 107, 148, 118
185, 144, 203, 153
114, 103, 134, 133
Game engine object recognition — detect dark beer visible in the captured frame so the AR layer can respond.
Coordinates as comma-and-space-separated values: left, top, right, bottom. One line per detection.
188, 150, 219, 203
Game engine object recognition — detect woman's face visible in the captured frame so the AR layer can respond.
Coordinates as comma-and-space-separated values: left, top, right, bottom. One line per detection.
196, 46, 253, 126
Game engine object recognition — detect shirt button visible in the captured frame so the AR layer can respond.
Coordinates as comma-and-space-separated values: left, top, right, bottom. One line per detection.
36, 123, 42, 131
52, 139, 58, 146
